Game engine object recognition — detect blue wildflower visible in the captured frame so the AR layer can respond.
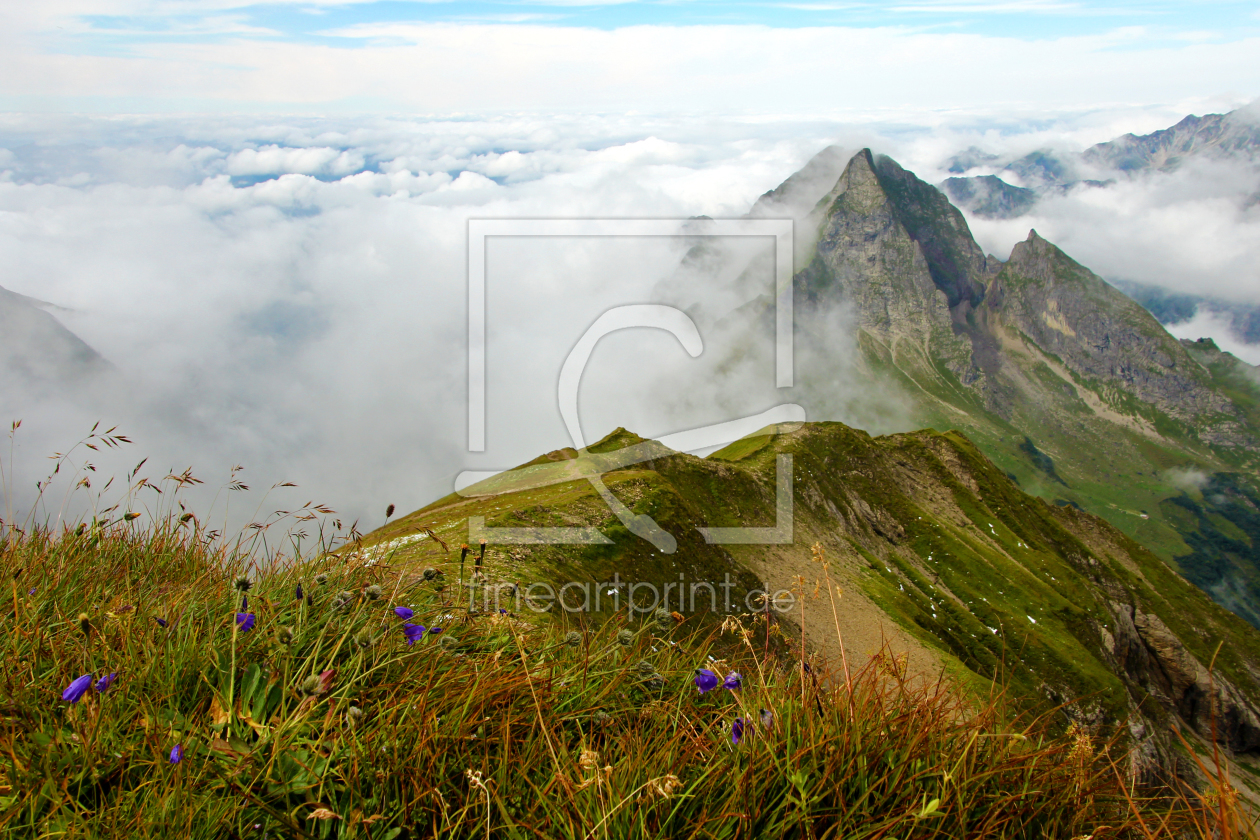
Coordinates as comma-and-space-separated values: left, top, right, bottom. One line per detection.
27, 587, 35, 596
62, 674, 93, 703
402, 623, 425, 645
95, 673, 117, 693
723, 671, 743, 690
169, 744, 183, 764
295, 583, 303, 601
732, 717, 747, 745
155, 617, 168, 628
236, 613, 256, 632
694, 669, 719, 694
241, 594, 248, 611
429, 626, 444, 635
394, 606, 414, 620
760, 708, 774, 728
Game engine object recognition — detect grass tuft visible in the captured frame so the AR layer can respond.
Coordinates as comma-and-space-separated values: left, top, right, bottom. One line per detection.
0, 519, 1251, 838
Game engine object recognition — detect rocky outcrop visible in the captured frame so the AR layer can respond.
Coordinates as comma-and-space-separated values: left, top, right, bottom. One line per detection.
985, 231, 1244, 437
1109, 601, 1260, 754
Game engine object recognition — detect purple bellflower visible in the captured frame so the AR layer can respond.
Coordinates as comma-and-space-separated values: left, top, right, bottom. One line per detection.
694, 669, 719, 694
62, 673, 93, 703
169, 744, 183, 764
236, 613, 256, 632
394, 606, 414, 620
732, 717, 748, 745
402, 623, 425, 645
723, 672, 743, 690
95, 673, 117, 693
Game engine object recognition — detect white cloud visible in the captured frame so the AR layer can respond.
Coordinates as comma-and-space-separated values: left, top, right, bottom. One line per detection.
1167, 310, 1260, 366
3, 107, 1259, 535
0, 114, 844, 530
964, 155, 1260, 302
1, 22, 1259, 114
226, 145, 366, 176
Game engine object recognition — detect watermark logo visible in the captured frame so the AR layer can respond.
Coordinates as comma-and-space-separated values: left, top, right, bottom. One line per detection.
466, 572, 797, 616
462, 219, 802, 551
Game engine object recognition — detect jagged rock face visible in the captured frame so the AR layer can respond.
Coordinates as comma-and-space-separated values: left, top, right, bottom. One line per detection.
868, 155, 992, 308
985, 231, 1242, 435
1110, 604, 1260, 754
797, 150, 976, 378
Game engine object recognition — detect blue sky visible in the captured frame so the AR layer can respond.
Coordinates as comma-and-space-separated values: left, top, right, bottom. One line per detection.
2, 1, 1258, 113
59, 1, 1260, 45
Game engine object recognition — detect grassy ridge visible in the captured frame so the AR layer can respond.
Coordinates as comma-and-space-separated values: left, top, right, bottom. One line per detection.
0, 519, 1252, 839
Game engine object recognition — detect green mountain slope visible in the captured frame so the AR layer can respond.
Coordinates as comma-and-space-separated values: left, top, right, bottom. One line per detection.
360, 422, 1260, 789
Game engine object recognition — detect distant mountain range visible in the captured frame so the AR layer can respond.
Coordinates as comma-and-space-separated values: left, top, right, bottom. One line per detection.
941, 106, 1260, 219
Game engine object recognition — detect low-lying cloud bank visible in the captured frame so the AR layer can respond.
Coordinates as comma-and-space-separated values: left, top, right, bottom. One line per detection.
1, 108, 1257, 534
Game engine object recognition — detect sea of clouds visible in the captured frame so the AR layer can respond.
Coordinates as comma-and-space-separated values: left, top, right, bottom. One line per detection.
1, 105, 1258, 535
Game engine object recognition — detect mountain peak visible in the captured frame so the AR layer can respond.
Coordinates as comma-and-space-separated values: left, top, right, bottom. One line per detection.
805, 149, 991, 312
1008, 228, 1067, 267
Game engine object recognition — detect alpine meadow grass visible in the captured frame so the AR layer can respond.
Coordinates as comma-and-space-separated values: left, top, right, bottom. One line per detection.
0, 429, 1253, 838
